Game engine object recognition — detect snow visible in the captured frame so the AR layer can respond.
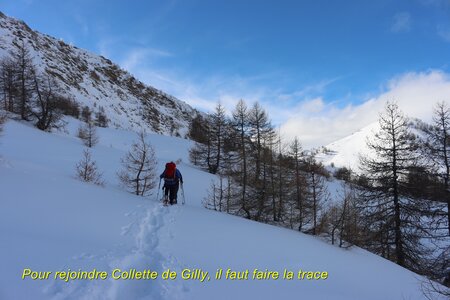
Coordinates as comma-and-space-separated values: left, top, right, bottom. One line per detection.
317, 122, 379, 171
0, 118, 444, 299
0, 13, 196, 138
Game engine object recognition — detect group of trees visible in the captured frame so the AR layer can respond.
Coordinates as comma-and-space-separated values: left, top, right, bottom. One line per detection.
190, 99, 331, 235
75, 126, 158, 198
355, 102, 448, 279
189, 99, 449, 288
1, 38, 447, 292
0, 40, 108, 131
0, 40, 156, 197
0, 40, 65, 131
354, 102, 449, 286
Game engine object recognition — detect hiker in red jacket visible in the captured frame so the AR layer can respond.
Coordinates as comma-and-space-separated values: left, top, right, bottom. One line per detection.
160, 161, 183, 205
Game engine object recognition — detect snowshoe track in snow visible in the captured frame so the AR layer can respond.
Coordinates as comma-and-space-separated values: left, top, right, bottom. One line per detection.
45, 202, 184, 300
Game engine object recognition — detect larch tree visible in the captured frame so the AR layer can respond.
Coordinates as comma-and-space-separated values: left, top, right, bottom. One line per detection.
12, 40, 34, 120
31, 73, 64, 131
289, 137, 305, 231
118, 131, 157, 197
75, 149, 104, 186
425, 101, 450, 235
232, 99, 251, 218
78, 121, 99, 148
248, 102, 273, 182
248, 102, 275, 221
81, 105, 92, 123
359, 101, 428, 271
0, 57, 17, 112
276, 132, 289, 222
210, 102, 227, 174
304, 154, 329, 235
188, 115, 214, 173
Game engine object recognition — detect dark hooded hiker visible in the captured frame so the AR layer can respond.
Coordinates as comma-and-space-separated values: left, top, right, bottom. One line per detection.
160, 161, 183, 205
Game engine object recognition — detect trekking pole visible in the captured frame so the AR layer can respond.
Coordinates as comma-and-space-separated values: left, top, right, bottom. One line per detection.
181, 182, 186, 205
155, 178, 162, 202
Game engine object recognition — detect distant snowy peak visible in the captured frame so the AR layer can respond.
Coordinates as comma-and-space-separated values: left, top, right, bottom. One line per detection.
318, 118, 427, 172
317, 122, 379, 171
0, 11, 198, 136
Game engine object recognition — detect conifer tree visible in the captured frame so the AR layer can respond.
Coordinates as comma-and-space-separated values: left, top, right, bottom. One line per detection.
81, 106, 92, 123
12, 40, 34, 120
95, 106, 109, 127
359, 101, 427, 270
289, 137, 305, 231
304, 154, 329, 235
31, 73, 64, 131
231, 99, 251, 218
248, 102, 273, 182
75, 149, 104, 186
424, 101, 450, 235
188, 113, 209, 143
78, 121, 99, 148
118, 131, 157, 196
210, 102, 227, 174
0, 57, 16, 112
276, 133, 288, 222
189, 115, 214, 172
248, 102, 275, 221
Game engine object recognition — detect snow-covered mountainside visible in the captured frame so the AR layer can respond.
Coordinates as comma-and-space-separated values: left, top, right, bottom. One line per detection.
317, 118, 430, 172
0, 11, 197, 136
317, 122, 379, 171
1, 11, 447, 300
0, 118, 442, 300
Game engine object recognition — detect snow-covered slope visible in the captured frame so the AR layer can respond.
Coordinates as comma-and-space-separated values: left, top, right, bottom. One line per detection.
317, 122, 378, 171
0, 12, 197, 136
317, 118, 432, 172
0, 119, 440, 300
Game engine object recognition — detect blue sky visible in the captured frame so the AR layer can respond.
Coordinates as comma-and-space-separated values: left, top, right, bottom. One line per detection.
2, 0, 450, 146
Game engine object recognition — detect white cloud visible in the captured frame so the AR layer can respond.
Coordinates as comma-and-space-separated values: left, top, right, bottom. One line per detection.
277, 77, 341, 102
280, 70, 450, 148
108, 47, 450, 150
119, 48, 172, 71
391, 12, 412, 33
122, 62, 273, 114
130, 66, 450, 149
298, 98, 326, 114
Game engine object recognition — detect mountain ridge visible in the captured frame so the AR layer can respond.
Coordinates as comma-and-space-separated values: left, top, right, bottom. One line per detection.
0, 11, 198, 137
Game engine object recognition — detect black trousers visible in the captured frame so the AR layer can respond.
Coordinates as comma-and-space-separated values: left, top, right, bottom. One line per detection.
164, 183, 179, 204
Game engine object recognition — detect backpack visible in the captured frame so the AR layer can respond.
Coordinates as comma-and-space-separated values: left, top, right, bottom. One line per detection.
164, 162, 176, 179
